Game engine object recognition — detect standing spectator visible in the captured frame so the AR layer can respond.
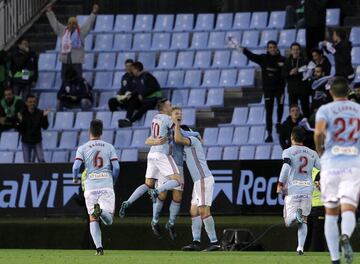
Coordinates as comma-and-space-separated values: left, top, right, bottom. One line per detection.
284, 0, 305, 29
108, 59, 135, 111
0, 87, 25, 131
18, 94, 49, 163
348, 83, 360, 104
283, 42, 310, 117
310, 66, 332, 109
118, 62, 162, 127
0, 50, 10, 98
310, 48, 332, 76
242, 41, 285, 142
279, 104, 303, 149
57, 67, 93, 111
9, 38, 38, 99
46, 4, 98, 80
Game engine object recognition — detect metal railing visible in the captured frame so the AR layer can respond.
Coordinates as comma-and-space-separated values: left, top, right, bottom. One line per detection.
0, 0, 54, 50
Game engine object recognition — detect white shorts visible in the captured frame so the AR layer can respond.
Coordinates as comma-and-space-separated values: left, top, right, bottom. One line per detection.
145, 152, 179, 180
321, 167, 360, 208
157, 166, 184, 191
283, 194, 312, 220
84, 188, 115, 215
191, 177, 214, 207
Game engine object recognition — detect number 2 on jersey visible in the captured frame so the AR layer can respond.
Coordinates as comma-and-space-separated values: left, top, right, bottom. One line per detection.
151, 122, 160, 137
298, 156, 308, 174
93, 151, 103, 168
334, 117, 360, 142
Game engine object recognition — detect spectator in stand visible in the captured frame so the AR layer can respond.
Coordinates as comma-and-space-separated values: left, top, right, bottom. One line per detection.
310, 48, 332, 76
108, 59, 135, 111
284, 0, 305, 29
242, 41, 285, 142
0, 50, 10, 98
118, 62, 162, 127
0, 87, 25, 131
348, 83, 360, 104
9, 38, 38, 99
57, 67, 93, 111
18, 94, 49, 163
279, 104, 303, 149
46, 4, 98, 80
310, 65, 332, 109
283, 42, 310, 117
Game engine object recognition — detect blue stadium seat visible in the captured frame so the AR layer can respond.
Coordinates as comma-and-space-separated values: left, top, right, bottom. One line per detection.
83, 53, 95, 71
114, 129, 132, 148
212, 50, 230, 68
176, 51, 194, 69
131, 129, 150, 148
231, 107, 248, 125
0, 151, 14, 163
237, 69, 255, 87
94, 72, 114, 90
38, 53, 57, 71
182, 108, 196, 126
167, 70, 184, 88
355, 66, 360, 83
191, 32, 209, 49
96, 111, 112, 129
84, 35, 93, 51
53, 72, 62, 90
250, 12, 268, 29
350, 27, 360, 46
184, 70, 202, 87
233, 12, 251, 30
143, 110, 158, 127
352, 47, 360, 65
225, 31, 242, 44
38, 92, 57, 109
206, 146, 222, 160
193, 51, 211, 69
215, 13, 233, 30
232, 126, 249, 145
133, 33, 152, 50
152, 71, 167, 87
271, 145, 282, 159
55, 57, 61, 71
219, 69, 237, 87
138, 52, 156, 69
230, 51, 247, 67
96, 53, 116, 70
241, 31, 259, 48
268, 11, 286, 29
35, 72, 55, 90
247, 107, 264, 125
102, 130, 114, 144
278, 29, 296, 48
78, 131, 88, 146
174, 14, 194, 31
255, 145, 271, 159
134, 14, 154, 32
114, 14, 133, 32
53, 112, 75, 130
121, 148, 138, 161
157, 52, 176, 69
239, 146, 255, 160
208, 32, 225, 49
296, 29, 306, 46
47, 111, 55, 129
58, 131, 77, 149
248, 126, 265, 144
222, 146, 238, 160
151, 33, 171, 50
188, 89, 206, 107
206, 88, 224, 106
82, 71, 94, 85
112, 71, 125, 89
0, 132, 19, 150
170, 32, 189, 49
94, 15, 114, 32
110, 111, 127, 128
217, 127, 234, 145
113, 34, 132, 51
172, 89, 189, 106
76, 15, 89, 27
14, 151, 24, 163
259, 30, 278, 47
203, 127, 218, 146
326, 8, 340, 26
116, 52, 136, 70
52, 151, 69, 163
98, 91, 116, 108
202, 69, 220, 87
195, 13, 214, 31
154, 14, 174, 32
94, 34, 113, 51
74, 112, 93, 130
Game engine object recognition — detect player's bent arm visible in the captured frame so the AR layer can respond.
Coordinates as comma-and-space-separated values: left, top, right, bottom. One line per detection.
278, 161, 290, 194
111, 160, 120, 184
145, 136, 165, 146
314, 120, 327, 156
174, 123, 190, 146
72, 159, 83, 183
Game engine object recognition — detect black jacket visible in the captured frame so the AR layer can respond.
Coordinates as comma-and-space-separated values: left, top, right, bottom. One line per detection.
304, 0, 327, 27
10, 47, 38, 84
118, 72, 135, 95
283, 55, 308, 95
333, 40, 354, 79
58, 77, 93, 104
243, 48, 285, 91
19, 108, 49, 144
315, 56, 332, 76
279, 115, 303, 149
134, 71, 161, 98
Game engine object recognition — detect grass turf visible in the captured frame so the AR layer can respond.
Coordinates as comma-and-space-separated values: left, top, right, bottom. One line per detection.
0, 250, 356, 264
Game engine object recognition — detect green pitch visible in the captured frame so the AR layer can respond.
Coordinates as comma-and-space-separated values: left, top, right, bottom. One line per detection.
0, 250, 357, 264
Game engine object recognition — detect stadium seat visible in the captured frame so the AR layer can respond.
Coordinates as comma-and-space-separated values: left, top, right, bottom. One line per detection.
74, 112, 93, 130
116, 52, 136, 69
58, 131, 77, 149
52, 151, 69, 163
151, 33, 171, 50
157, 52, 176, 69
350, 27, 360, 46
206, 146, 222, 160
215, 13, 233, 30
94, 15, 114, 32
225, 31, 242, 44
352, 47, 360, 65
121, 148, 138, 161
250, 12, 268, 29
94, 34, 113, 51
78, 130, 89, 146
248, 126, 265, 144
131, 129, 149, 148
114, 129, 132, 148
42, 131, 58, 150
237, 69, 255, 87
255, 145, 271, 159
55, 58, 61, 71
133, 33, 152, 50
182, 108, 196, 126
170, 32, 189, 50
82, 71, 94, 85
188, 89, 206, 107
143, 110, 158, 127
278, 29, 296, 48
0, 151, 14, 163
167, 70, 184, 88
102, 130, 114, 144
259, 30, 278, 47
83, 53, 95, 71
193, 51, 212, 68
114, 14, 133, 32
296, 29, 306, 46
232, 126, 249, 145
174, 14, 194, 31
84, 35, 93, 51
191, 32, 209, 49
76, 15, 89, 27
219, 69, 237, 87
326, 8, 340, 26
138, 52, 156, 69
195, 13, 214, 31
229, 50, 247, 67
96, 53, 116, 70
53, 112, 75, 130
203, 127, 218, 146
206, 88, 224, 106
172, 89, 189, 106
271, 145, 282, 160
0, 132, 19, 150
217, 127, 234, 145
176, 51, 194, 69
53, 72, 62, 90
241, 31, 259, 48
231, 107, 248, 125
247, 107, 264, 125
212, 50, 230, 68
112, 71, 125, 89
223, 146, 239, 160
35, 72, 55, 90
110, 111, 127, 128
268, 11, 286, 29
98, 91, 116, 108
14, 151, 24, 163
38, 53, 57, 71
38, 92, 57, 109
113, 34, 132, 51
96, 111, 112, 129
202, 69, 220, 87
134, 14, 154, 32
233, 12, 251, 30
152, 71, 167, 87
239, 145, 255, 160
93, 72, 114, 90
154, 14, 174, 32
208, 32, 226, 49
355, 66, 360, 83
184, 70, 202, 87
47, 111, 55, 129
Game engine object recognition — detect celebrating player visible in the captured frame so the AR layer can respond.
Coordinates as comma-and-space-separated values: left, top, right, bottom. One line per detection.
314, 77, 360, 264
72, 119, 120, 255
277, 126, 321, 255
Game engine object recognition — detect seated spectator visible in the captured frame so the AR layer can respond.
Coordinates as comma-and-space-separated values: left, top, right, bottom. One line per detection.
310, 65, 332, 109
0, 50, 10, 98
310, 48, 331, 76
349, 83, 360, 104
279, 104, 303, 149
57, 68, 93, 111
18, 95, 49, 163
108, 59, 135, 111
9, 38, 38, 99
0, 87, 25, 131
118, 61, 162, 127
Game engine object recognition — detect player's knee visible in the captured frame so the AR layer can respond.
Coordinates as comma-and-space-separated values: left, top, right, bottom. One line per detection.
89, 215, 98, 222
172, 190, 183, 202
199, 206, 211, 219
340, 200, 357, 212
170, 174, 181, 183
158, 192, 167, 201
190, 205, 199, 217
145, 179, 155, 188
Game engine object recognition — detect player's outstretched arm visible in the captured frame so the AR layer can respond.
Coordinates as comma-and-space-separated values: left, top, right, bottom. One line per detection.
111, 160, 120, 184
174, 122, 190, 146
72, 159, 82, 184
145, 136, 166, 146
314, 120, 326, 156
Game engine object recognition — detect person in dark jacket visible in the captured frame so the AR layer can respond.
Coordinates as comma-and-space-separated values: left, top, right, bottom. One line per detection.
243, 41, 285, 142
0, 50, 10, 99
118, 61, 162, 127
108, 59, 135, 111
310, 65, 332, 109
279, 104, 303, 149
283, 42, 310, 117
348, 83, 360, 104
9, 38, 38, 99
0, 87, 25, 131
57, 67, 93, 111
311, 48, 332, 77
18, 94, 49, 162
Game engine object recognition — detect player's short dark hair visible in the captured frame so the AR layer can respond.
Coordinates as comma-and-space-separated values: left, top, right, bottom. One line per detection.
132, 61, 144, 71
334, 28, 347, 40
330, 76, 349, 97
90, 119, 103, 137
26, 94, 36, 101
291, 126, 306, 143
18, 37, 28, 44
290, 42, 301, 49
289, 104, 300, 110
267, 40, 278, 47
156, 98, 169, 111
124, 59, 134, 65
311, 48, 323, 56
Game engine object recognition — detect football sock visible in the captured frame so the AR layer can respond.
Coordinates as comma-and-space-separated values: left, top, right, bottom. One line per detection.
168, 200, 181, 225
152, 198, 164, 224
325, 215, 340, 261
191, 216, 202, 242
100, 210, 113, 225
127, 184, 149, 204
297, 223, 307, 251
341, 211, 356, 237
156, 180, 179, 193
90, 221, 102, 248
203, 216, 218, 243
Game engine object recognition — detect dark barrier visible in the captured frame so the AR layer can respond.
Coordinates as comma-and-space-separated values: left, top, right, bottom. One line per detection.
0, 160, 283, 217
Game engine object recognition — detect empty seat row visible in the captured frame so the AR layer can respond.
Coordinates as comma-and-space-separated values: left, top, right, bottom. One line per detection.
172, 88, 224, 107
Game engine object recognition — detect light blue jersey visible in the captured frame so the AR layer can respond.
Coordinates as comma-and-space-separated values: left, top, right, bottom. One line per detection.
172, 142, 184, 167
75, 140, 118, 190
149, 114, 174, 155
184, 136, 212, 182
316, 100, 360, 168
280, 145, 321, 196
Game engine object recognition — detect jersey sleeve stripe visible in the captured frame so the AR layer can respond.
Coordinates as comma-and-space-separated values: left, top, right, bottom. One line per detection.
111, 158, 119, 161
75, 157, 83, 161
